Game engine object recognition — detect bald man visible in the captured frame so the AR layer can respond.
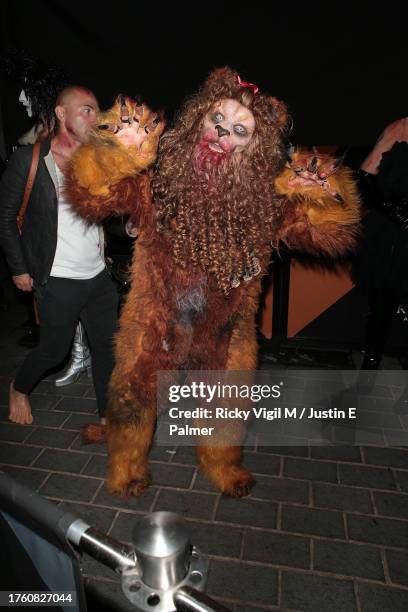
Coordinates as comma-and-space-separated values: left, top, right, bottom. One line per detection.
0, 86, 118, 425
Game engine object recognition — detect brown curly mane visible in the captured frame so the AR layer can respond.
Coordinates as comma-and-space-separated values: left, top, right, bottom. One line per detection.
153, 67, 291, 294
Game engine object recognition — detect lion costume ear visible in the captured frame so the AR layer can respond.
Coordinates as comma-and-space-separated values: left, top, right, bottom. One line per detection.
202, 66, 237, 92
268, 96, 289, 130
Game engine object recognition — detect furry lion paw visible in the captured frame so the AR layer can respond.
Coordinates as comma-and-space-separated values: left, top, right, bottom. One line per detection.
224, 470, 256, 498
202, 464, 256, 497
107, 476, 151, 498
71, 95, 165, 197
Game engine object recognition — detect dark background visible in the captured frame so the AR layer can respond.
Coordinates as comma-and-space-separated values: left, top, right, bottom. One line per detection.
0, 0, 406, 150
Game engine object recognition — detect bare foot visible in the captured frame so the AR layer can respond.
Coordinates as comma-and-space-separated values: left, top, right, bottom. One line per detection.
100, 417, 107, 426
9, 382, 33, 425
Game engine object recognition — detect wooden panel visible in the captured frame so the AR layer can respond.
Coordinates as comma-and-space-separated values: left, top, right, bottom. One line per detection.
259, 261, 354, 339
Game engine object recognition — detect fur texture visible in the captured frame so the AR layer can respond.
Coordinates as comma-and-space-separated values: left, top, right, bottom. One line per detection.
275, 149, 361, 256
67, 96, 163, 219
68, 69, 360, 498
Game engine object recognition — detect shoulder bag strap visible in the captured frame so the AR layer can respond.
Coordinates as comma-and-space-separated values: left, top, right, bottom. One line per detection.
17, 141, 41, 235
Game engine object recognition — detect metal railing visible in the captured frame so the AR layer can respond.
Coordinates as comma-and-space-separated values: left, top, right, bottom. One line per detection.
0, 472, 230, 612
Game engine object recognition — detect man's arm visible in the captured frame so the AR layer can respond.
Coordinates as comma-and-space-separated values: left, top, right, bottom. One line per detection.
0, 149, 33, 290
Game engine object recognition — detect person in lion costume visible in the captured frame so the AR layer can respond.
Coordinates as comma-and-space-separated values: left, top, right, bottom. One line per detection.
67, 67, 360, 498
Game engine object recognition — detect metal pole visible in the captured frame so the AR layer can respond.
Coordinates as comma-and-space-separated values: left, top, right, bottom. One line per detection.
67, 519, 137, 573
174, 586, 230, 612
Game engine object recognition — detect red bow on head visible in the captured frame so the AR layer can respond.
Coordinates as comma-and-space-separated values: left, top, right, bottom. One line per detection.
237, 75, 259, 95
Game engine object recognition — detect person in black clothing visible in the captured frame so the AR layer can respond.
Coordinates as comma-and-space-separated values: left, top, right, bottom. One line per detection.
0, 86, 118, 425
354, 137, 408, 371
1, 50, 70, 347
374, 142, 408, 412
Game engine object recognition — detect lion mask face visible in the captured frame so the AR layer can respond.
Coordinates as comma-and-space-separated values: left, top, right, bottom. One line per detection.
200, 98, 256, 155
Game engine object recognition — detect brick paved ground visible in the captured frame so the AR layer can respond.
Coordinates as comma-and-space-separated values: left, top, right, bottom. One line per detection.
1, 287, 408, 611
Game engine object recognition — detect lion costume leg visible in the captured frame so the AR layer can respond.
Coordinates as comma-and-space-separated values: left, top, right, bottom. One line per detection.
106, 409, 156, 497
105, 252, 192, 497
105, 320, 159, 497
196, 310, 258, 497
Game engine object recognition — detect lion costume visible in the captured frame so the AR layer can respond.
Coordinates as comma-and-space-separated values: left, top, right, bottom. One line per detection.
67, 68, 360, 498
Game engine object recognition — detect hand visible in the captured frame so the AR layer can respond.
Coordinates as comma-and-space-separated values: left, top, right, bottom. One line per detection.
12, 273, 33, 292
125, 219, 138, 238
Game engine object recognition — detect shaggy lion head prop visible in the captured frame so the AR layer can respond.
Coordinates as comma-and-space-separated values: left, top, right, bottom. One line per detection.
154, 67, 291, 294
71, 95, 164, 197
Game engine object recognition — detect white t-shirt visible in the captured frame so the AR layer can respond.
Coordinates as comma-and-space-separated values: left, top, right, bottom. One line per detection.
50, 162, 105, 279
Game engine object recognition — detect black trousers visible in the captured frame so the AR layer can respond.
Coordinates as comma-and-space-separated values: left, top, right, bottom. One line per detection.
14, 269, 118, 417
